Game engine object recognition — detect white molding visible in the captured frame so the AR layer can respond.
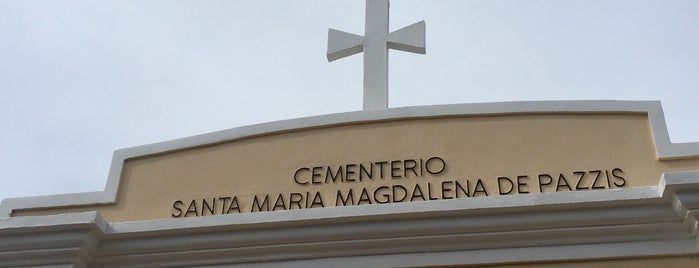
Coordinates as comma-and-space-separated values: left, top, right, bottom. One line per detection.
0, 211, 104, 268
2, 100, 698, 217
216, 240, 699, 268
1, 171, 698, 267
1, 100, 699, 267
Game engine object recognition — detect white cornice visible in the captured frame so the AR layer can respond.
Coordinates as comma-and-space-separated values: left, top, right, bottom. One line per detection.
1, 101, 699, 267
1, 171, 698, 267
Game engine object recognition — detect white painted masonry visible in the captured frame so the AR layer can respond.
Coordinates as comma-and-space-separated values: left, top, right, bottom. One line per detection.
327, 0, 426, 110
1, 100, 698, 267
2, 100, 698, 219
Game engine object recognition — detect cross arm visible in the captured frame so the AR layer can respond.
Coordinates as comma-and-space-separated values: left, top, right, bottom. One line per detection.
327, 29, 365, 62
388, 21, 426, 54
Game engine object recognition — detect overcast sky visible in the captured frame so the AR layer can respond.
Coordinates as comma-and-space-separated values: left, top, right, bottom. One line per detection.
1, 0, 697, 201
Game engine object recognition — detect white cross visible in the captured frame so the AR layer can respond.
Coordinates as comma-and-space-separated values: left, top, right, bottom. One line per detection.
327, 0, 426, 110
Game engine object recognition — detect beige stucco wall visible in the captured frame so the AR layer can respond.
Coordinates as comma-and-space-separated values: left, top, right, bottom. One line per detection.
14, 114, 699, 222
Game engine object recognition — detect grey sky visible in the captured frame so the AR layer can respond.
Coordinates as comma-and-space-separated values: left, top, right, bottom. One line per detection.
1, 0, 697, 200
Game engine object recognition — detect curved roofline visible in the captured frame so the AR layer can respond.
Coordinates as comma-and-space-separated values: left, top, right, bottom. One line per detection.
2, 100, 698, 217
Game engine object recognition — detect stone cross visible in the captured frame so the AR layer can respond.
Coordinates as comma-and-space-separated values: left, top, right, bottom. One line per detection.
327, 0, 426, 110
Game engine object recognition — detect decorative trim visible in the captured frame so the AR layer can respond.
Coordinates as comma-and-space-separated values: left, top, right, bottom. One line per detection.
1, 101, 698, 218
1, 171, 698, 267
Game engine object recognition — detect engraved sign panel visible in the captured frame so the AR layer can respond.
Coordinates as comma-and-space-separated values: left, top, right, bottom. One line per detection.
13, 112, 699, 222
